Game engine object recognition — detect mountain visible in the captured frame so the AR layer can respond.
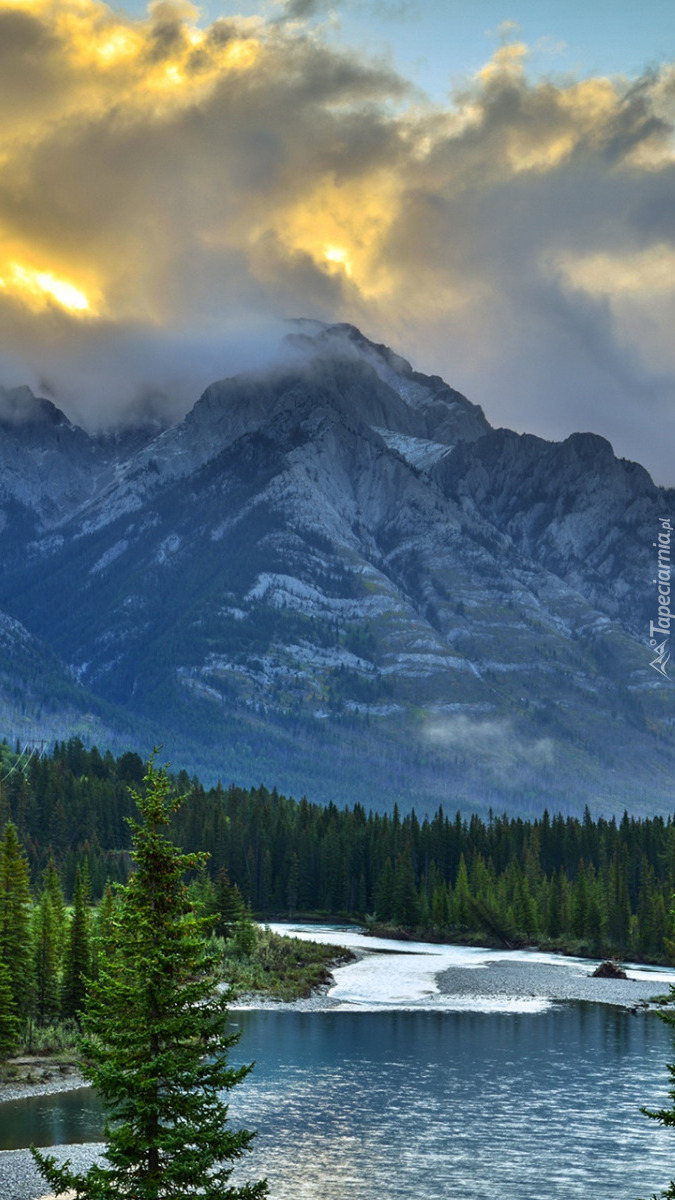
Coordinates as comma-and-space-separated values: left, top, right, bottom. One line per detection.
0, 322, 672, 815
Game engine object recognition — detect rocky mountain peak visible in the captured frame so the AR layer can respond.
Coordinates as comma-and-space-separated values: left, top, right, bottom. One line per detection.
0, 322, 672, 814
0, 385, 70, 429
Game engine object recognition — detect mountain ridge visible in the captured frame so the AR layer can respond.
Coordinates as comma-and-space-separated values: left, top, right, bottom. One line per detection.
0, 323, 672, 815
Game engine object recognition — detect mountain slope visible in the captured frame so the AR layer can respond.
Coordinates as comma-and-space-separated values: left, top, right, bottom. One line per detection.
0, 323, 672, 814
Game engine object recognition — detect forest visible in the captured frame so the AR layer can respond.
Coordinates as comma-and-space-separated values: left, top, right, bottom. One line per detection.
0, 736, 674, 960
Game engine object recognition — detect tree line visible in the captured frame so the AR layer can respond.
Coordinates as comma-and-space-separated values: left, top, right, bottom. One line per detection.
1, 738, 675, 993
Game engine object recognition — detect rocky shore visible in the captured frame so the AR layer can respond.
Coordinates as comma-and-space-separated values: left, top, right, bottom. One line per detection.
0, 1060, 92, 1200
0, 1142, 103, 1200
0, 1058, 84, 1105
435, 954, 673, 1009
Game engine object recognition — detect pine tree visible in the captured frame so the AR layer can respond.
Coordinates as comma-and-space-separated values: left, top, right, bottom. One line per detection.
215, 867, 245, 938
374, 857, 394, 922
32, 758, 267, 1200
0, 957, 20, 1060
0, 820, 33, 1025
392, 853, 420, 927
32, 890, 62, 1026
42, 854, 66, 961
90, 880, 116, 980
61, 864, 91, 1020
452, 854, 471, 928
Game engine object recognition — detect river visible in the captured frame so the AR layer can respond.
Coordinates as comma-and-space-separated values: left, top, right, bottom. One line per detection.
2, 926, 675, 1199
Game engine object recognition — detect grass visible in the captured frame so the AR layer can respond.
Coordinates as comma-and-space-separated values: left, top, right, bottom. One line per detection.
222, 924, 355, 1001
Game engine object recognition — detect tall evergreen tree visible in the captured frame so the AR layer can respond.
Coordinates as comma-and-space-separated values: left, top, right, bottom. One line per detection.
452, 854, 471, 928
215, 867, 245, 938
0, 820, 33, 1024
0, 957, 20, 1059
32, 890, 61, 1026
90, 881, 116, 982
61, 864, 91, 1020
32, 758, 267, 1200
393, 854, 420, 927
42, 854, 66, 961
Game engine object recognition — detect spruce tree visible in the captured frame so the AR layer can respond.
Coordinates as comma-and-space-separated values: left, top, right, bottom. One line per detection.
43, 854, 66, 961
90, 880, 116, 980
0, 957, 20, 1060
32, 758, 267, 1200
452, 854, 472, 928
32, 890, 62, 1026
215, 868, 245, 938
61, 864, 91, 1020
0, 820, 33, 1025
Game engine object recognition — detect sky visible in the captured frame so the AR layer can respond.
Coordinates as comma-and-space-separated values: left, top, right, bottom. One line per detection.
0, 0, 674, 482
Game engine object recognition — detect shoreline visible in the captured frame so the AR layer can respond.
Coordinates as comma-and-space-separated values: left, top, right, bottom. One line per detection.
2, 944, 674, 1200
3, 937, 672, 1107
0, 1059, 85, 1107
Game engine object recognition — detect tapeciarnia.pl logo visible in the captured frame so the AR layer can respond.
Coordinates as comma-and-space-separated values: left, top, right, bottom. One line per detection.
649, 517, 672, 678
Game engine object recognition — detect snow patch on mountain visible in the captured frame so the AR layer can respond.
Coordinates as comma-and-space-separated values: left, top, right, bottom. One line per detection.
90, 539, 129, 574
372, 428, 453, 471
155, 534, 182, 565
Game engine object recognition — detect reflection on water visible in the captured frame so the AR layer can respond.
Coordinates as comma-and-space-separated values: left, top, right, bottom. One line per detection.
2, 1007, 674, 1199
228, 1008, 675, 1200
0, 1086, 104, 1151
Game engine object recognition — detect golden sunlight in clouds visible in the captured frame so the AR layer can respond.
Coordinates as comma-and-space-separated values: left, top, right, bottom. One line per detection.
0, 263, 94, 315
0, 0, 674, 479
223, 38, 260, 71
95, 26, 143, 66
1, 0, 260, 124
507, 131, 575, 172
477, 40, 528, 83
276, 174, 402, 300
324, 246, 353, 277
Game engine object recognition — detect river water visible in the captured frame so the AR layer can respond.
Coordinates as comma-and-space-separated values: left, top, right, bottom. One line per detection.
3, 927, 675, 1200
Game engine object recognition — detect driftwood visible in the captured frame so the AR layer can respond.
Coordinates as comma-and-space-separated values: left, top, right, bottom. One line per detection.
592, 960, 627, 979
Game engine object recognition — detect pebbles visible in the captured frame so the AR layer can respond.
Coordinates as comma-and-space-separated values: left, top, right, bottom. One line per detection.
0, 1142, 103, 1200
436, 957, 669, 1008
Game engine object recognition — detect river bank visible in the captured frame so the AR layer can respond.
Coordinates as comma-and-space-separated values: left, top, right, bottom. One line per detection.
0, 1059, 84, 1106
4, 930, 675, 1200
263, 923, 675, 1013
2, 931, 673, 1107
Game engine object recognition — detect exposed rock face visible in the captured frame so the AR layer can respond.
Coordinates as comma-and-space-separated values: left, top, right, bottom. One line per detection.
0, 323, 672, 812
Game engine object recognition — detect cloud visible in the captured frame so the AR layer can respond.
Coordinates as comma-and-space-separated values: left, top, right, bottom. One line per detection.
0, 0, 674, 480
276, 0, 331, 18
424, 715, 555, 769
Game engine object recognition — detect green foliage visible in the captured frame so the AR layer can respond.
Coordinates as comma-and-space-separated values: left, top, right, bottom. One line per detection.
1, 734, 675, 1039
0, 820, 33, 1026
0, 958, 20, 1059
223, 924, 352, 1001
31, 759, 267, 1200
24, 1018, 80, 1056
61, 864, 91, 1021
32, 889, 62, 1026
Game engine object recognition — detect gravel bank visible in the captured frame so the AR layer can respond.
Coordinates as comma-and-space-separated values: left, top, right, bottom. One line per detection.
0, 1062, 84, 1106
0, 1142, 103, 1200
436, 955, 672, 1008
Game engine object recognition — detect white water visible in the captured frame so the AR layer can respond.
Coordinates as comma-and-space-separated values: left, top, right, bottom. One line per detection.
265, 923, 675, 1012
